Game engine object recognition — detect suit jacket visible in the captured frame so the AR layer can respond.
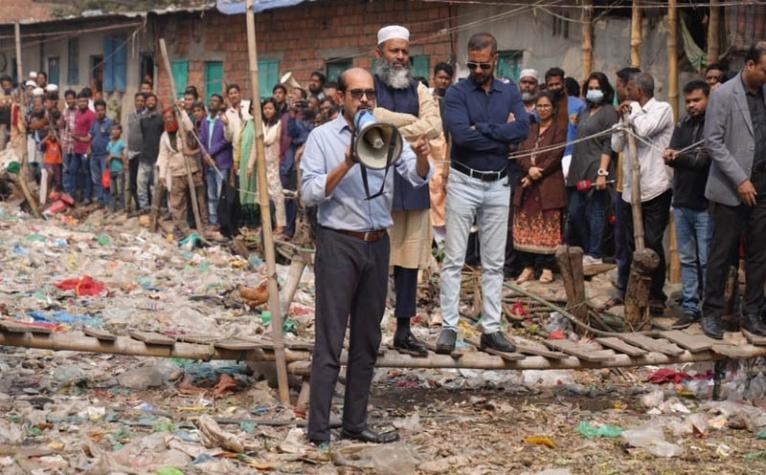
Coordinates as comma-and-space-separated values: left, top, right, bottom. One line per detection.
513, 122, 567, 210
704, 74, 766, 206
198, 116, 233, 170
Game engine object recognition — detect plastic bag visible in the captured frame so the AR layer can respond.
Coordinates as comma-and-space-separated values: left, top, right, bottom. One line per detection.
102, 168, 110, 189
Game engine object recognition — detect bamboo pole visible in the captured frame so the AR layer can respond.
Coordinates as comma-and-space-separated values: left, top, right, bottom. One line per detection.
245, 0, 290, 405
14, 22, 41, 219
623, 112, 644, 250
707, 0, 720, 65
582, 0, 593, 78
157, 38, 204, 234
667, 0, 682, 284
630, 0, 642, 68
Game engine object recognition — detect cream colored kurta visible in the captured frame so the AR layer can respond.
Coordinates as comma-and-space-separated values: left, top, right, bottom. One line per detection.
374, 82, 442, 269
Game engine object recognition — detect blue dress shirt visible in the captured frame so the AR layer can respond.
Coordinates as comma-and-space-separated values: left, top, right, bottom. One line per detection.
444, 76, 529, 171
300, 114, 431, 231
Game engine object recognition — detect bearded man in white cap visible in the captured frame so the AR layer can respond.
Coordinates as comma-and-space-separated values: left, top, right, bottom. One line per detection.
372, 25, 442, 357
519, 69, 540, 114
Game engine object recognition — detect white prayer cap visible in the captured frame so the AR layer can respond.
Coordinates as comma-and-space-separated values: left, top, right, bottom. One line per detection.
28, 71, 37, 79
32, 87, 44, 96
377, 25, 410, 45
520, 69, 539, 81
25, 80, 36, 87
45, 84, 58, 93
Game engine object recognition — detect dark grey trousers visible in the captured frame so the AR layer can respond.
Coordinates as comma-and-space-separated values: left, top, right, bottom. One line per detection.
308, 227, 390, 443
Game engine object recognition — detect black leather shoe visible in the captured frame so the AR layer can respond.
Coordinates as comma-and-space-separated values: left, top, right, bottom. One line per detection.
671, 313, 699, 330
435, 329, 457, 354
340, 428, 400, 444
701, 315, 724, 340
480, 332, 516, 353
742, 314, 766, 336
393, 332, 428, 357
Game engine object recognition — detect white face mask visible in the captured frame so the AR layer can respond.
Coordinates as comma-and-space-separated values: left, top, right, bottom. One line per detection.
586, 89, 604, 104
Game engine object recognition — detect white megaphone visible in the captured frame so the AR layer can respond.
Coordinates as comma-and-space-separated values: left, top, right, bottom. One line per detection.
352, 110, 403, 169
280, 72, 301, 90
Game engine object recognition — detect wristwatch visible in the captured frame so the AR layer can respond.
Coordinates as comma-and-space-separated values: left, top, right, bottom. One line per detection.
597, 168, 609, 177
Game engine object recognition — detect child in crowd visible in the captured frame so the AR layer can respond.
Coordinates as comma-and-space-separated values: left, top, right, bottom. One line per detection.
106, 124, 127, 211
41, 133, 63, 199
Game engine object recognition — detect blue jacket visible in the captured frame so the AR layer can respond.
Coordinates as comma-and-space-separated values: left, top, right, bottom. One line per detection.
199, 115, 233, 169
445, 76, 529, 171
283, 114, 313, 174
89, 117, 113, 157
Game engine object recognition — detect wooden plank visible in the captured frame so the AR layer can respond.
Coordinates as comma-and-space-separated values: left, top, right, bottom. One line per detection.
583, 263, 617, 277
129, 331, 176, 347
660, 330, 718, 353
424, 339, 466, 359
83, 327, 117, 342
568, 247, 588, 324
465, 337, 525, 361
0, 322, 28, 334
742, 329, 766, 347
513, 336, 568, 360
214, 339, 264, 351
543, 339, 615, 362
596, 336, 648, 357
619, 333, 684, 356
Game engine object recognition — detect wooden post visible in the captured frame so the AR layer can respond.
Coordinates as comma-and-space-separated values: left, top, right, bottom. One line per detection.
630, 0, 642, 68
667, 0, 681, 284
555, 246, 588, 328
14, 23, 41, 218
157, 38, 204, 235
622, 112, 659, 329
245, 0, 290, 405
582, 0, 593, 78
707, 0, 720, 65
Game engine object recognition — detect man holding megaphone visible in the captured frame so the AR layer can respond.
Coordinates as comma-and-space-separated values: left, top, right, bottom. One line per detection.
301, 68, 431, 447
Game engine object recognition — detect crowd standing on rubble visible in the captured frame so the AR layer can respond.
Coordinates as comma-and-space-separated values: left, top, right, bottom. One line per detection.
1, 17, 766, 449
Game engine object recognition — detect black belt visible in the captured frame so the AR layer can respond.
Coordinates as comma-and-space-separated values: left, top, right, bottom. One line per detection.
328, 228, 387, 242
451, 161, 507, 182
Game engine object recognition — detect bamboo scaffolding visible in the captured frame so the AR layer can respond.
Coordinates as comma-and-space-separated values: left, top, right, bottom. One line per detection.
630, 1, 642, 68
245, 0, 290, 405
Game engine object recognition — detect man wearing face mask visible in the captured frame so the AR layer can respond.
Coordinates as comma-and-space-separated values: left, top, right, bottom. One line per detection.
436, 32, 529, 354
301, 68, 431, 447
519, 69, 540, 116
567, 72, 619, 265
545, 67, 585, 177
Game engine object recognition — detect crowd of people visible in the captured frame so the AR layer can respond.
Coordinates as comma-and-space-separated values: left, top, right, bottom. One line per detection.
0, 68, 349, 239
1, 23, 765, 448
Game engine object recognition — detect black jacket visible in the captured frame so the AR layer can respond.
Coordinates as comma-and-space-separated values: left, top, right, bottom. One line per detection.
667, 114, 710, 210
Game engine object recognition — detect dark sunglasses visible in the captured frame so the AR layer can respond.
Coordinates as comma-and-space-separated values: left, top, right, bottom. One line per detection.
466, 62, 493, 71
347, 89, 376, 100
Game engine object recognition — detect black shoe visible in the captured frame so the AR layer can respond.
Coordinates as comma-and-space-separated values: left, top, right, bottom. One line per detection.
393, 332, 428, 357
340, 428, 400, 444
742, 314, 766, 337
480, 332, 517, 353
701, 315, 724, 340
649, 299, 666, 317
435, 329, 457, 354
671, 313, 699, 330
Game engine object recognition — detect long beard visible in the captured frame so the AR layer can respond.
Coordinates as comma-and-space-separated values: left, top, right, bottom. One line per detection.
375, 58, 412, 90
521, 92, 535, 103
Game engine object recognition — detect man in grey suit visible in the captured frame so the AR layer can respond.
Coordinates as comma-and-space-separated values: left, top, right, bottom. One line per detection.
702, 42, 766, 340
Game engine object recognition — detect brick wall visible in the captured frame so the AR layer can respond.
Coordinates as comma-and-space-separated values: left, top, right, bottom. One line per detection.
156, 0, 454, 102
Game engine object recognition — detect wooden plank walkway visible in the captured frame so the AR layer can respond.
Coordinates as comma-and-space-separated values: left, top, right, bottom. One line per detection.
1, 320, 766, 372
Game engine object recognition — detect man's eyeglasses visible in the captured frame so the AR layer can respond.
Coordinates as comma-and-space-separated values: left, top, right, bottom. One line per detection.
466, 62, 493, 71
347, 89, 376, 100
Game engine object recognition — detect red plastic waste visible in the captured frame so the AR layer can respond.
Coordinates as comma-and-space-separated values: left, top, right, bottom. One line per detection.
47, 200, 67, 214
646, 368, 692, 384
55, 275, 107, 297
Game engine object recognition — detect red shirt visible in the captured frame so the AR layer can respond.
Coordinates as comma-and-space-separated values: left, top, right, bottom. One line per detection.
73, 108, 96, 155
